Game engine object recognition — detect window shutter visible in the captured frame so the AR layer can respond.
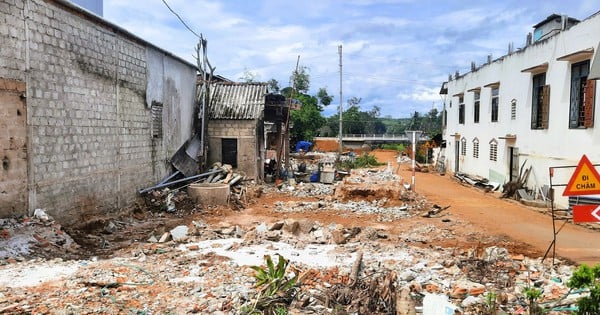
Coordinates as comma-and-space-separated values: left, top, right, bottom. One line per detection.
584, 79, 595, 127
569, 78, 580, 128
530, 94, 538, 129
151, 102, 163, 138
541, 85, 550, 129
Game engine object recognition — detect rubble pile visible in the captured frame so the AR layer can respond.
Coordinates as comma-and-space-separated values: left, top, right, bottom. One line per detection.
0, 210, 79, 262
0, 212, 587, 315
263, 182, 334, 198
0, 155, 593, 314
274, 199, 412, 222
142, 188, 199, 214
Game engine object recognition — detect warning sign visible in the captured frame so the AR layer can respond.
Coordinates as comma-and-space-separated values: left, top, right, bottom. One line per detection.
573, 205, 600, 223
563, 154, 600, 196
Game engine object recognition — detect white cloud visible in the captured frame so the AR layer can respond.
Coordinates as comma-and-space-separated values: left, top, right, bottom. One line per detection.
398, 86, 441, 102
102, 0, 600, 118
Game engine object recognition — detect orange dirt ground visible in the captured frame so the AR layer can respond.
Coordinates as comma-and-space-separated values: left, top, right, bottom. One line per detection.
205, 148, 599, 265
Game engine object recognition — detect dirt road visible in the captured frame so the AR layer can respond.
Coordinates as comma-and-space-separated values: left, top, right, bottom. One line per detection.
373, 150, 600, 265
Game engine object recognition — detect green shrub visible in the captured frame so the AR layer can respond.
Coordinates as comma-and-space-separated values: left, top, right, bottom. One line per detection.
523, 287, 544, 315
567, 263, 600, 315
338, 153, 384, 169
381, 143, 405, 151
241, 255, 298, 315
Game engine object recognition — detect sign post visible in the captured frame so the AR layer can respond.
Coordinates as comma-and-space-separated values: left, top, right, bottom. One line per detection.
544, 154, 600, 265
405, 130, 422, 191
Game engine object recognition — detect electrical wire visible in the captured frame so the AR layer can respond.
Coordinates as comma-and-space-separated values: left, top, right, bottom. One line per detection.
160, 0, 201, 39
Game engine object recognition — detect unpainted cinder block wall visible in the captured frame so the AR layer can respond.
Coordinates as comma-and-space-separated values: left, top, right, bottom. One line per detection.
0, 0, 197, 224
207, 120, 260, 180
0, 79, 28, 218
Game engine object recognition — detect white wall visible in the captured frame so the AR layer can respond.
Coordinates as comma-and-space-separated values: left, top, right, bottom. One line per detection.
443, 13, 600, 208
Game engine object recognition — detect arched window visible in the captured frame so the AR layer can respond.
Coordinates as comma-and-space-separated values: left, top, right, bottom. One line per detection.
472, 138, 479, 158
489, 139, 498, 161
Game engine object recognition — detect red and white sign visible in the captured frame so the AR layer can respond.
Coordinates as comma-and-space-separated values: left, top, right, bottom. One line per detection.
573, 205, 600, 223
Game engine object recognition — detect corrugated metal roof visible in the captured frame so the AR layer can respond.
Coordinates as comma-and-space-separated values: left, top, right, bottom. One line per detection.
208, 83, 268, 119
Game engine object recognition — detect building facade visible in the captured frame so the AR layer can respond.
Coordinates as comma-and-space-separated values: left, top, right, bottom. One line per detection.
441, 12, 600, 208
206, 83, 293, 180
0, 0, 197, 223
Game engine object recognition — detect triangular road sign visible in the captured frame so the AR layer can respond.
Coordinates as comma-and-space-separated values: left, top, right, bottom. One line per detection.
563, 154, 600, 196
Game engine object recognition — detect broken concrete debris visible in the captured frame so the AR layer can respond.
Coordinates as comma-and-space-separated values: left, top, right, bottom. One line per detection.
0, 156, 591, 314
0, 213, 79, 261
169, 225, 189, 242
454, 172, 500, 192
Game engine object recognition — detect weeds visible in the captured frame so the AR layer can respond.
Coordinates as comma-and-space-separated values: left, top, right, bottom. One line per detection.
338, 153, 384, 169
241, 255, 298, 315
523, 287, 544, 315
483, 291, 497, 315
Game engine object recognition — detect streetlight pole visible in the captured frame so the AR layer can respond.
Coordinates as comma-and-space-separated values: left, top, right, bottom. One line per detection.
406, 130, 422, 191
338, 45, 343, 155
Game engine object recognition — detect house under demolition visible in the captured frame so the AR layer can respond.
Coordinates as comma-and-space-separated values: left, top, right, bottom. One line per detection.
0, 0, 300, 223
0, 0, 198, 223
206, 82, 296, 181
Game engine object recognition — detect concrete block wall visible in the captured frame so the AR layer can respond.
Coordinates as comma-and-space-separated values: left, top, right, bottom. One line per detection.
0, 78, 28, 217
0, 0, 26, 81
207, 119, 259, 179
0, 0, 197, 224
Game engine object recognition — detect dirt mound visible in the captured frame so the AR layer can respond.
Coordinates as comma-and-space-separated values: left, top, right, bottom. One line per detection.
314, 139, 339, 152
335, 180, 403, 202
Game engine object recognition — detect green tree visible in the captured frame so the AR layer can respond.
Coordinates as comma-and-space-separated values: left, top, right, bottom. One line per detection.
290, 66, 310, 94
275, 66, 330, 145
239, 68, 258, 82
267, 79, 280, 93
362, 105, 386, 134
407, 111, 422, 130
326, 99, 387, 135
568, 263, 600, 315
317, 87, 333, 106
343, 104, 363, 134
290, 93, 325, 144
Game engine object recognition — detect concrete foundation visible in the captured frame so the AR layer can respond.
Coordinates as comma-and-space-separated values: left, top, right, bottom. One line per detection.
188, 183, 230, 206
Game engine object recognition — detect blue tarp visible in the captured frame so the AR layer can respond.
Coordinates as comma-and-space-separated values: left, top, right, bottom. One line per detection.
295, 141, 312, 152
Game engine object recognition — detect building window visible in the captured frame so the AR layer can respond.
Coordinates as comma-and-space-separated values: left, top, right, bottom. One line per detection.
458, 95, 465, 124
489, 139, 498, 162
151, 102, 163, 138
569, 60, 595, 128
443, 109, 447, 127
472, 138, 479, 159
473, 91, 480, 123
510, 99, 517, 120
531, 73, 549, 129
460, 137, 466, 156
491, 87, 499, 122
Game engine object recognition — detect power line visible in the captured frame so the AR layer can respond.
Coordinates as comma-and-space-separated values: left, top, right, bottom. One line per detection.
160, 0, 201, 39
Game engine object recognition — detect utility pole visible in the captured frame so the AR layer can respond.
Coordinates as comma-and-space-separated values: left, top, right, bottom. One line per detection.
338, 45, 343, 155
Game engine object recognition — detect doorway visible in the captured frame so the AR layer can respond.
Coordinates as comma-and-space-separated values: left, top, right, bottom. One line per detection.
221, 138, 238, 168
454, 140, 460, 173
509, 147, 519, 182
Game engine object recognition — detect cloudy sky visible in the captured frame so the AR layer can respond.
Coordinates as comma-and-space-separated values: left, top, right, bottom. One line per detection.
102, 0, 600, 118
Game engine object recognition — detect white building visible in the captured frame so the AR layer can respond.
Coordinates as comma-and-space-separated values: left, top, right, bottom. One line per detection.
440, 13, 600, 208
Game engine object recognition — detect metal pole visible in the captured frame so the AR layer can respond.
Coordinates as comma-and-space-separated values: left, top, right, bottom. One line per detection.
338, 45, 343, 155
412, 131, 416, 190
138, 169, 221, 194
